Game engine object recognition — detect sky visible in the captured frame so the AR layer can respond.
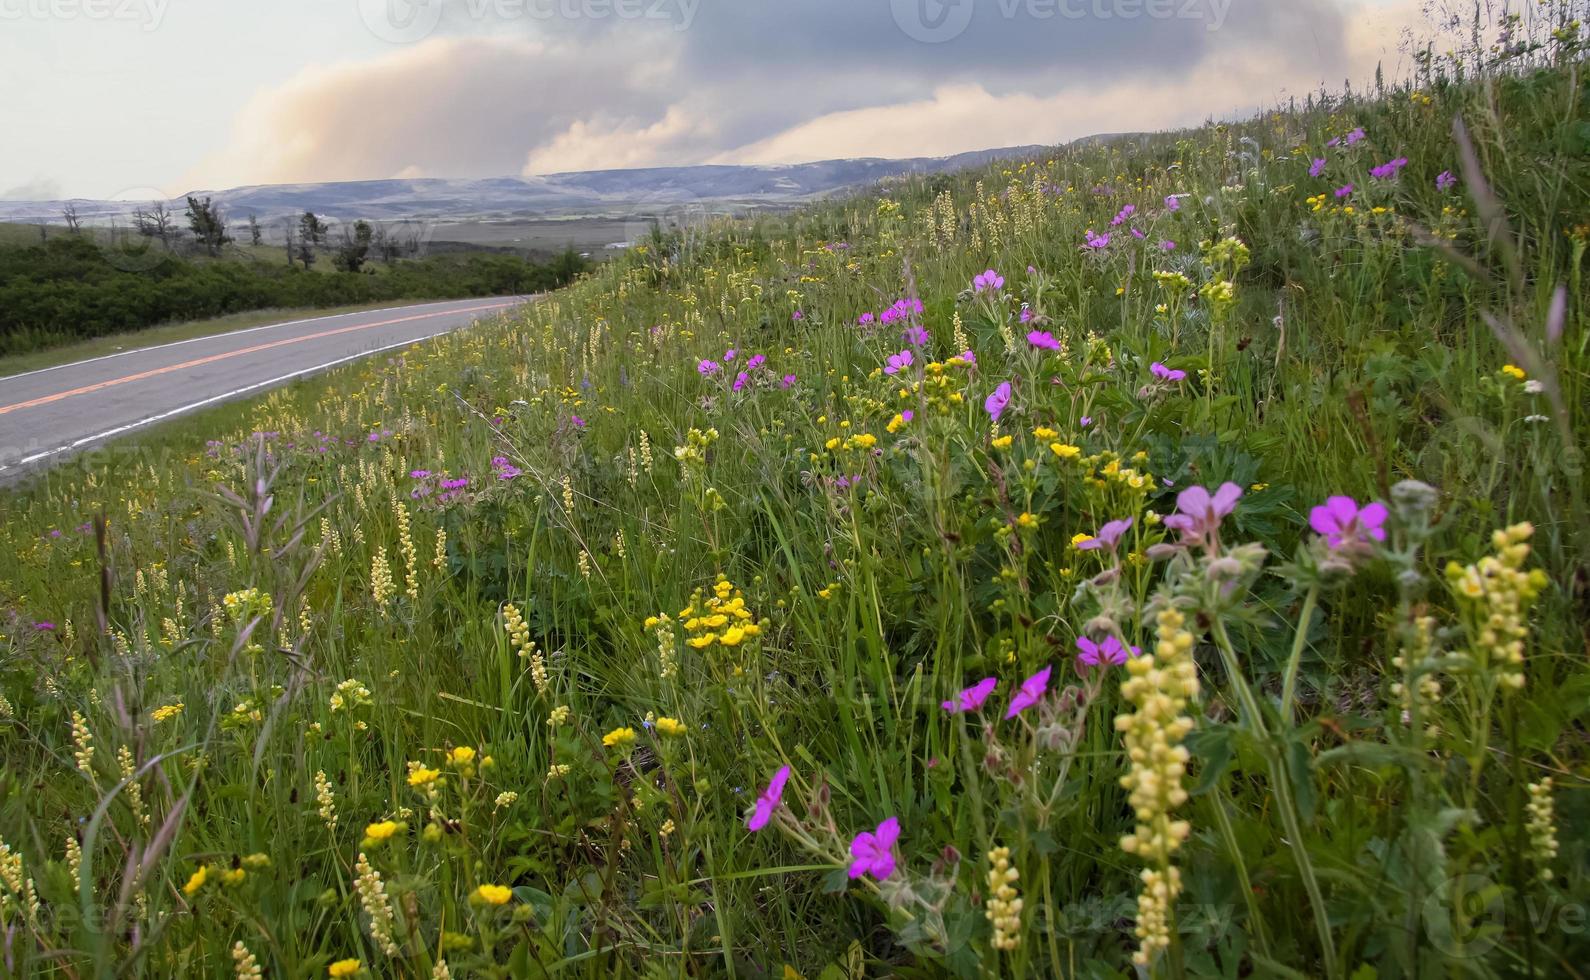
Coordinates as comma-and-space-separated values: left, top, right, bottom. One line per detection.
1, 0, 1430, 201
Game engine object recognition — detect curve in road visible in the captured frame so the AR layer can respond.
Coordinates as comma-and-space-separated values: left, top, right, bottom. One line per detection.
0, 296, 527, 481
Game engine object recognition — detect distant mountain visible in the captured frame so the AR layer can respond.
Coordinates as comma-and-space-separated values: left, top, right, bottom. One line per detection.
0, 146, 1055, 229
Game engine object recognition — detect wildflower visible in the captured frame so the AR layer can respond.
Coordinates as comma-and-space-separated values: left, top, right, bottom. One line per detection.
1309, 157, 1327, 178
1445, 523, 1547, 690
1164, 194, 1181, 211
883, 349, 914, 375
1162, 483, 1243, 547
985, 382, 1012, 421
1501, 364, 1526, 381
233, 941, 263, 980
471, 884, 513, 906
1076, 635, 1140, 667
328, 959, 362, 978
315, 769, 338, 832
985, 846, 1023, 951
1117, 605, 1200, 967
1005, 665, 1053, 718
447, 745, 477, 767
151, 702, 184, 723
1050, 443, 1082, 460
941, 677, 998, 713
1076, 517, 1133, 552
991, 435, 1014, 450
1526, 779, 1559, 881
1308, 496, 1388, 550
847, 817, 900, 880
747, 765, 791, 831
363, 821, 402, 845
972, 269, 1004, 292
1027, 330, 1062, 351
602, 726, 637, 750
1436, 170, 1457, 191
1149, 362, 1186, 382
408, 767, 441, 788
182, 864, 209, 897
1334, 183, 1354, 199
1369, 156, 1409, 180
1084, 230, 1111, 249
1159, 239, 1176, 251
697, 359, 722, 376
353, 852, 400, 955
903, 325, 929, 347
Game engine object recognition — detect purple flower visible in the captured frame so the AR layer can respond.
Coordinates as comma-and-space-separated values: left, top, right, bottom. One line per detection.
1078, 416, 1093, 428
1164, 195, 1181, 212
903, 325, 929, 347
1162, 483, 1243, 545
883, 349, 914, 375
1019, 305, 1034, 324
973, 269, 1005, 293
1159, 240, 1177, 251
746, 353, 766, 370
985, 382, 1012, 421
942, 677, 998, 713
1027, 330, 1062, 351
1084, 230, 1111, 250
1308, 496, 1388, 550
732, 372, 749, 392
1150, 362, 1187, 382
747, 765, 791, 832
570, 415, 586, 429
959, 349, 976, 364
723, 348, 738, 362
1005, 665, 1053, 719
1436, 170, 1457, 191
1076, 517, 1134, 552
857, 312, 876, 327
781, 374, 797, 388
409, 469, 431, 479
33, 622, 55, 632
1334, 184, 1355, 199
495, 466, 521, 481
698, 359, 722, 376
1309, 157, 1327, 178
1076, 635, 1139, 667
792, 310, 804, 321
1131, 227, 1147, 240
1110, 204, 1137, 227
848, 817, 900, 880
1369, 156, 1409, 180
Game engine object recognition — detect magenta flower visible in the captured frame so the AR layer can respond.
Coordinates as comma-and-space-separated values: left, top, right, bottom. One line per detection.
570, 415, 586, 428
792, 310, 804, 321
1131, 227, 1147, 239
1436, 170, 1457, 191
1162, 483, 1243, 544
1308, 495, 1389, 550
903, 325, 929, 347
698, 359, 722, 376
857, 312, 876, 326
746, 353, 767, 370
1076, 517, 1134, 552
781, 374, 797, 388
973, 269, 1005, 293
1084, 230, 1111, 249
1110, 203, 1137, 227
1159, 240, 1177, 251
985, 381, 1012, 421
1164, 194, 1181, 211
732, 372, 749, 392
883, 349, 914, 375
747, 765, 791, 832
1005, 665, 1053, 719
1150, 361, 1187, 382
724, 348, 738, 362
1334, 184, 1355, 199
1309, 157, 1327, 178
942, 677, 998, 713
848, 817, 900, 880
1369, 157, 1409, 180
959, 349, 976, 364
1079, 415, 1093, 428
1027, 330, 1062, 351
1076, 635, 1139, 667
1019, 305, 1034, 324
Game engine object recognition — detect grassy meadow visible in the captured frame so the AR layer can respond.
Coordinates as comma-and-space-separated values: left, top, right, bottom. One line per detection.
1, 18, 1588, 980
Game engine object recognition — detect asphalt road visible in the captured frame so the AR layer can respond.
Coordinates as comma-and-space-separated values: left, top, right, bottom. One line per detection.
0, 297, 528, 482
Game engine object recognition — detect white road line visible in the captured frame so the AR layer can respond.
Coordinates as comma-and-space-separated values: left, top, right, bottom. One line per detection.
0, 324, 482, 475
0, 298, 519, 384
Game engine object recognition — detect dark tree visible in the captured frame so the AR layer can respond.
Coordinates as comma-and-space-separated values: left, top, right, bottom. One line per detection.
333, 220, 374, 273
248, 215, 263, 247
61, 203, 82, 234
185, 196, 231, 256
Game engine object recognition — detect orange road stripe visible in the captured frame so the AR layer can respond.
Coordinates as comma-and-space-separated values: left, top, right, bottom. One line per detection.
0, 302, 516, 417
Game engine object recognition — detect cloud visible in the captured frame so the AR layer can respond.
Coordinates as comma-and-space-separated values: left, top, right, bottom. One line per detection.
1, 177, 64, 202
182, 0, 1426, 192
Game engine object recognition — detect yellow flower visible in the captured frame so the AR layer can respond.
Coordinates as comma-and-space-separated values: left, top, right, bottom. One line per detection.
220, 867, 246, 887
603, 727, 637, 749
471, 884, 513, 906
182, 864, 209, 896
1501, 364, 1527, 380
447, 746, 477, 766
1032, 426, 1059, 439
655, 717, 687, 736
1050, 443, 1082, 460
719, 626, 747, 646
991, 435, 1014, 450
687, 634, 717, 649
1071, 532, 1096, 550
364, 821, 401, 843
407, 767, 441, 788
151, 702, 184, 723
1015, 513, 1040, 530
328, 959, 362, 978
